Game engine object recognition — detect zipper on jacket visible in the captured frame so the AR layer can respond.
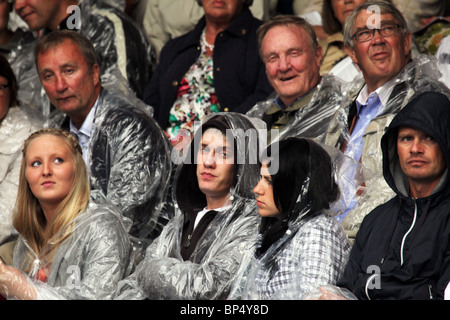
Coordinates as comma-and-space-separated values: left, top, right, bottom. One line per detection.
400, 200, 417, 266
365, 273, 378, 300
428, 284, 434, 299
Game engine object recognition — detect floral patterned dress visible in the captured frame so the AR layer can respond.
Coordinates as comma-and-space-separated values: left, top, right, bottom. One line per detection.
166, 49, 221, 141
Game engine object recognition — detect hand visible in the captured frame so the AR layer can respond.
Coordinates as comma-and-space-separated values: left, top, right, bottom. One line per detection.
0, 259, 37, 300
317, 287, 347, 300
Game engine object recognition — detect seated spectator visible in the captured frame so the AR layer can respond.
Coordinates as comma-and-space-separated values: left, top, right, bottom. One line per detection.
414, 16, 449, 56
143, 0, 273, 145
319, 0, 366, 80
0, 0, 33, 57
0, 55, 43, 266
316, 91, 450, 300
246, 15, 344, 144
115, 113, 262, 300
228, 137, 351, 299
323, 0, 450, 239
11, 0, 154, 116
132, 0, 278, 61
392, 0, 450, 34
36, 30, 172, 251
0, 128, 132, 300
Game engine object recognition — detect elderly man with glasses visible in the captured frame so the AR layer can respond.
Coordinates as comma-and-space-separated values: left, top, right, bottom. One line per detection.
323, 0, 450, 242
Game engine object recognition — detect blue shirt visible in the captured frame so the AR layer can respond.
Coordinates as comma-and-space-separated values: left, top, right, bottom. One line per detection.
344, 93, 383, 162
335, 80, 396, 222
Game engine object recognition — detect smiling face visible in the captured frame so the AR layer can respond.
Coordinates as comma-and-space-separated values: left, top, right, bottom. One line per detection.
25, 135, 76, 217
196, 129, 235, 208
397, 126, 446, 198
253, 163, 281, 218
261, 24, 322, 107
347, 11, 411, 92
36, 39, 101, 128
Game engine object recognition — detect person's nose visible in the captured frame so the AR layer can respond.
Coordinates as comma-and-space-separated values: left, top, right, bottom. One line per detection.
14, 0, 26, 12
278, 55, 291, 72
410, 139, 424, 154
55, 74, 68, 93
203, 150, 216, 168
371, 29, 386, 44
253, 178, 264, 196
42, 161, 52, 177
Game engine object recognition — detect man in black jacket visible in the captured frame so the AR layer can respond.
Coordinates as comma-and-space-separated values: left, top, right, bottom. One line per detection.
333, 91, 450, 299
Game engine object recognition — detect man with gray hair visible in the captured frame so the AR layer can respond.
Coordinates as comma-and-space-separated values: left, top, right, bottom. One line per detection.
323, 0, 450, 241
247, 15, 345, 144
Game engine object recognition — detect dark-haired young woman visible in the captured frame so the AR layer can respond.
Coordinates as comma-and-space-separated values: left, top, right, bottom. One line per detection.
229, 137, 351, 299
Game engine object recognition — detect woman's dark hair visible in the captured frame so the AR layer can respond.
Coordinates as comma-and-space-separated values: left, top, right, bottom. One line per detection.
256, 137, 340, 256
0, 54, 18, 107
322, 0, 343, 35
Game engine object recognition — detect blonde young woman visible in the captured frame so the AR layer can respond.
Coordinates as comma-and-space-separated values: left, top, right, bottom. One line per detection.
0, 128, 132, 300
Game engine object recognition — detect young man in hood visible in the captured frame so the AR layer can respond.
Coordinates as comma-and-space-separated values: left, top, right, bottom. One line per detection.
331, 91, 450, 299
115, 113, 263, 300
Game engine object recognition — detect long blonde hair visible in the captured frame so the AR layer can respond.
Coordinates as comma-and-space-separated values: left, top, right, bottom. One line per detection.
13, 128, 90, 271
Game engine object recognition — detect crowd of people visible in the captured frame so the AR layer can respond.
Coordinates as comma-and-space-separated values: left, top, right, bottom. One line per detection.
0, 0, 450, 301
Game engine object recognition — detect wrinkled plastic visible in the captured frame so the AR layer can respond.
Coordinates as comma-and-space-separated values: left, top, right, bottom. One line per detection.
324, 54, 450, 237
228, 140, 361, 300
7, 0, 155, 117
436, 35, 450, 89
1, 200, 132, 300
115, 113, 264, 300
301, 284, 358, 300
46, 89, 173, 252
0, 106, 44, 246
246, 74, 346, 144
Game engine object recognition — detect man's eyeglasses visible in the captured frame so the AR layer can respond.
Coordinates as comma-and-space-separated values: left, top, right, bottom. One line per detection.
0, 84, 9, 96
352, 24, 401, 43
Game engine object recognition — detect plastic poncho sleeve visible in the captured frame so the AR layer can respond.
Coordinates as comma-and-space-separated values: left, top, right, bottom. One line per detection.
87, 91, 172, 240
7, 205, 131, 300
116, 207, 259, 300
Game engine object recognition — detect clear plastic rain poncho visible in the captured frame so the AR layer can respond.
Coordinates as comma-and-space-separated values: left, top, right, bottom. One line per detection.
1, 200, 132, 300
7, 0, 155, 117
0, 106, 44, 246
228, 138, 359, 300
115, 112, 266, 300
46, 89, 173, 252
246, 74, 346, 144
323, 54, 450, 237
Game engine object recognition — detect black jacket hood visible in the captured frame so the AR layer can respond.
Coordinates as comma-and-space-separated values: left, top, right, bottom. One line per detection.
381, 91, 450, 199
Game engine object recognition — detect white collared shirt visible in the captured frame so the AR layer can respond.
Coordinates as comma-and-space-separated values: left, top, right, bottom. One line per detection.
70, 99, 98, 165
194, 204, 232, 230
356, 76, 398, 108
